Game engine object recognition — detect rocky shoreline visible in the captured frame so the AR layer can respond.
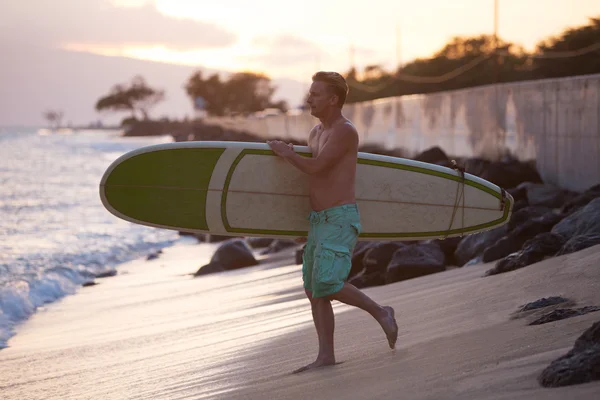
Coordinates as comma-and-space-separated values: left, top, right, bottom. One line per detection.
129, 118, 600, 302
122, 118, 600, 389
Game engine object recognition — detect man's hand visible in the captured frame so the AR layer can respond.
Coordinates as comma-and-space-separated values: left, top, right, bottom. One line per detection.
267, 140, 294, 158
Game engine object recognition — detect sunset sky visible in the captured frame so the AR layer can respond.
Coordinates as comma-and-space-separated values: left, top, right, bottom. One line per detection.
4, 0, 600, 81
1, 0, 599, 125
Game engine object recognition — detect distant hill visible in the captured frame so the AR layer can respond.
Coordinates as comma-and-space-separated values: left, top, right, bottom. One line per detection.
0, 43, 308, 127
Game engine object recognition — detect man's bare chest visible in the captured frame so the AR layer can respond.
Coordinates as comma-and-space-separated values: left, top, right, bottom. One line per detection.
311, 130, 332, 156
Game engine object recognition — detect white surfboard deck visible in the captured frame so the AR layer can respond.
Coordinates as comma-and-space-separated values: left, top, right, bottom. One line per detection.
99, 141, 513, 241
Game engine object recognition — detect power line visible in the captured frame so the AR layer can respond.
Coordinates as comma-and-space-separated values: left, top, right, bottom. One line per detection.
497, 40, 600, 59
347, 40, 600, 93
348, 54, 492, 92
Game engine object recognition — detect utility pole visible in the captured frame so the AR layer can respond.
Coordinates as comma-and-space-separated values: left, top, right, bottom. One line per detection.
493, 0, 499, 56
396, 21, 401, 69
315, 50, 320, 72
493, 0, 502, 154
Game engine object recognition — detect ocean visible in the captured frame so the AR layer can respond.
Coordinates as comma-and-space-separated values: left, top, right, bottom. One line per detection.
0, 127, 182, 348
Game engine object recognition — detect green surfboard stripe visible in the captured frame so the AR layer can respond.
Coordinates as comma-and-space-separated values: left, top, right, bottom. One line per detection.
104, 148, 225, 230
105, 187, 211, 230
220, 149, 512, 237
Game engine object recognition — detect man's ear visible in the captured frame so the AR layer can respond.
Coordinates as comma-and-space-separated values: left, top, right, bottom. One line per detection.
329, 94, 339, 106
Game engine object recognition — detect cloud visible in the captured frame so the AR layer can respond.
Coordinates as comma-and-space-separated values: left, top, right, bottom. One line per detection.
246, 35, 322, 67
0, 0, 236, 50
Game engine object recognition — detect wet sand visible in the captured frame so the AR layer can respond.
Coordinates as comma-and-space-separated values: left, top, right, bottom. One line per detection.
1, 240, 599, 399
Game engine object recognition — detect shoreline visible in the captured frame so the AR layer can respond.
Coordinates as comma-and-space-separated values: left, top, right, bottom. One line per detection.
1, 239, 598, 399
222, 245, 600, 399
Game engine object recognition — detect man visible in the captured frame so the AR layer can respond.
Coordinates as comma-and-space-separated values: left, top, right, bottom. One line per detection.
267, 71, 398, 374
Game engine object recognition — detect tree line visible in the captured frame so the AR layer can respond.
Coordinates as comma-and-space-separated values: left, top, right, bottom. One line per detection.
94, 16, 600, 123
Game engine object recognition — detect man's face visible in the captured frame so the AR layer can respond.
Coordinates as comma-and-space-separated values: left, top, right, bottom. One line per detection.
306, 81, 336, 118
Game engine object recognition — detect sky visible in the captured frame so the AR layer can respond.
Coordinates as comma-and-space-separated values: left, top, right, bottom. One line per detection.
1, 0, 599, 125
4, 0, 600, 80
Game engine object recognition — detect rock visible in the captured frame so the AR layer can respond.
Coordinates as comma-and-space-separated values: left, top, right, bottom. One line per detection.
552, 198, 600, 239
385, 242, 446, 284
430, 236, 462, 266
349, 241, 377, 278
194, 261, 226, 276
363, 242, 405, 275
352, 242, 405, 287
295, 247, 304, 265
538, 320, 600, 387
82, 282, 98, 287
512, 199, 529, 212
560, 184, 600, 215
95, 270, 117, 278
510, 296, 575, 321
413, 146, 449, 165
559, 235, 600, 256
482, 211, 563, 263
507, 206, 553, 231
454, 225, 508, 267
485, 232, 566, 276
517, 182, 575, 209
474, 158, 543, 191
517, 296, 571, 313
359, 144, 405, 158
260, 239, 297, 255
507, 184, 528, 205
194, 238, 258, 276
146, 249, 163, 261
529, 307, 600, 326
246, 237, 275, 249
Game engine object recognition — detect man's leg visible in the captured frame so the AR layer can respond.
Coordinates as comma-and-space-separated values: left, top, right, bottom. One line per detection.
293, 289, 337, 374
328, 282, 398, 349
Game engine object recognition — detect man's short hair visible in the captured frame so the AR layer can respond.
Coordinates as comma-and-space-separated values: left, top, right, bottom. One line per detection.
312, 71, 349, 107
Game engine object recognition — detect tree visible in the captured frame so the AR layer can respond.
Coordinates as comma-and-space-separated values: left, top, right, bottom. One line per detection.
343, 34, 530, 103
533, 17, 600, 78
95, 76, 165, 120
185, 71, 286, 116
43, 109, 64, 129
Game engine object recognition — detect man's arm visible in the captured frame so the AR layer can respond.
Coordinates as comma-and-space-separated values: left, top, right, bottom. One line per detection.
268, 124, 357, 175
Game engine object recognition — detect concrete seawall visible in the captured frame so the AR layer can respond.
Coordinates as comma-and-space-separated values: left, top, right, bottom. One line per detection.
204, 73, 600, 192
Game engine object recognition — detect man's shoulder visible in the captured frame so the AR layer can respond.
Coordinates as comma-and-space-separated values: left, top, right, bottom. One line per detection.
332, 119, 358, 141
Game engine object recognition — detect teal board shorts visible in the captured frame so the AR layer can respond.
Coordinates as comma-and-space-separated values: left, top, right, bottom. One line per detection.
302, 203, 362, 298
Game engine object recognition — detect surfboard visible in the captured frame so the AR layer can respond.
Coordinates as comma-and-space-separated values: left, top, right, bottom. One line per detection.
99, 141, 513, 241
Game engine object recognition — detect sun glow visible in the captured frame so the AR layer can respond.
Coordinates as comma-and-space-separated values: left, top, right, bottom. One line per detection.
62, 0, 600, 81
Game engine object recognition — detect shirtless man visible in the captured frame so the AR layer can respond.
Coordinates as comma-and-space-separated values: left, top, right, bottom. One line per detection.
267, 71, 398, 374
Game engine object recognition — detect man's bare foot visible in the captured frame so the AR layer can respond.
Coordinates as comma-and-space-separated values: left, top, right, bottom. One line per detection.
292, 357, 337, 374
380, 306, 398, 349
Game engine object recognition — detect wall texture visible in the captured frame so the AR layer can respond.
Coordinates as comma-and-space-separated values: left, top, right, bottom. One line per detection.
204, 73, 600, 192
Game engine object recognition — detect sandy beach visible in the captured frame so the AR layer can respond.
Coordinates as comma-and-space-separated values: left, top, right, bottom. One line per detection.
1, 239, 599, 399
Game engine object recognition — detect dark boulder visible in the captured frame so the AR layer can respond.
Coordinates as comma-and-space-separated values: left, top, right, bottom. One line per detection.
385, 242, 446, 284
194, 238, 258, 276
538, 320, 600, 387
349, 241, 377, 279
560, 184, 600, 215
529, 307, 600, 326
454, 225, 508, 267
482, 211, 563, 263
485, 232, 566, 276
413, 146, 449, 165
350, 242, 405, 287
